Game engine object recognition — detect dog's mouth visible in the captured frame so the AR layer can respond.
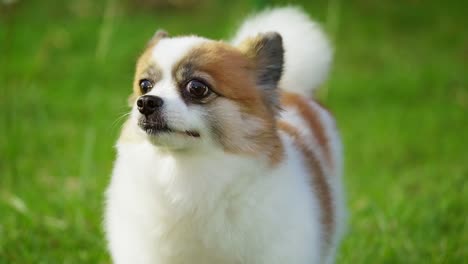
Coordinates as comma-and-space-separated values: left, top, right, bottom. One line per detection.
138, 121, 200, 138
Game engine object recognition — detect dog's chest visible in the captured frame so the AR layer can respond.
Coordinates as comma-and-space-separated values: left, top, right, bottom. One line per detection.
108, 143, 320, 263
149, 210, 246, 264
114, 147, 267, 262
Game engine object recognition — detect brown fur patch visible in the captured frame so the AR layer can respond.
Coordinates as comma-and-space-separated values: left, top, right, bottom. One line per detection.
281, 92, 333, 167
128, 35, 165, 105
277, 120, 334, 248
173, 41, 283, 165
173, 42, 257, 100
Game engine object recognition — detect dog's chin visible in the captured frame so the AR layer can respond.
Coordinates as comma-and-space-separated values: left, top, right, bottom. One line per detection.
138, 120, 201, 149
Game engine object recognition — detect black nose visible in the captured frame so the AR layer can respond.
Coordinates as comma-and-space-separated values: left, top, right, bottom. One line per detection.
137, 95, 164, 115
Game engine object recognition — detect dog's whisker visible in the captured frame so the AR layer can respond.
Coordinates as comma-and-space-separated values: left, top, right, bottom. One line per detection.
111, 112, 131, 129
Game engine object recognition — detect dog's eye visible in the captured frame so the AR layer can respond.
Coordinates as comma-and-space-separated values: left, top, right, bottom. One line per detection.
139, 79, 153, 94
185, 79, 210, 98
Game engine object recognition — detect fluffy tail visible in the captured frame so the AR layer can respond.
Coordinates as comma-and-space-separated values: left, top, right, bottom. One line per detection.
231, 6, 332, 97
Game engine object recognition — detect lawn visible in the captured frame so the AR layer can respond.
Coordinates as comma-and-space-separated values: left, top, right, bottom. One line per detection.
1, 0, 466, 263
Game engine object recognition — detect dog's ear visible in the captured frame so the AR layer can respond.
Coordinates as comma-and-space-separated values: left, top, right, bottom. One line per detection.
146, 29, 169, 48
238, 32, 284, 111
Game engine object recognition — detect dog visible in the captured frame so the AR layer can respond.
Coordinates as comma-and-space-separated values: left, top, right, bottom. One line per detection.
105, 6, 346, 264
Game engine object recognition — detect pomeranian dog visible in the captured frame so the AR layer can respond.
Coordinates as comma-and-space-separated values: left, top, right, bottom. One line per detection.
105, 6, 346, 264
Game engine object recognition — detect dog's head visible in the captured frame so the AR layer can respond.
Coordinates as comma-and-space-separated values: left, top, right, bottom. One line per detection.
126, 30, 284, 160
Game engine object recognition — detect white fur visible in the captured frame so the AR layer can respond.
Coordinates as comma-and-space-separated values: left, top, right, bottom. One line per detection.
105, 6, 344, 264
147, 36, 209, 135
231, 6, 332, 96
106, 136, 324, 264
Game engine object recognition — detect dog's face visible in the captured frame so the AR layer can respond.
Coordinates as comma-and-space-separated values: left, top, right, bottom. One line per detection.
127, 30, 284, 159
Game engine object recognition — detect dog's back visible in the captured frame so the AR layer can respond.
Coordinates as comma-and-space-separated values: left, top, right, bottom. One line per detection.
233, 8, 346, 261
278, 91, 345, 263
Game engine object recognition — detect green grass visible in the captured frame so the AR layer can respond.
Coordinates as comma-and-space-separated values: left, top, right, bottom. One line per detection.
1, 0, 467, 263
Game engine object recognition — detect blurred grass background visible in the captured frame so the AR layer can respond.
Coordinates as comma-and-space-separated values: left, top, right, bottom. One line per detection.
0, 0, 467, 263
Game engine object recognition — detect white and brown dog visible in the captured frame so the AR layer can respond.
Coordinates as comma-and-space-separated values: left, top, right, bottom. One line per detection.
105, 6, 346, 264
